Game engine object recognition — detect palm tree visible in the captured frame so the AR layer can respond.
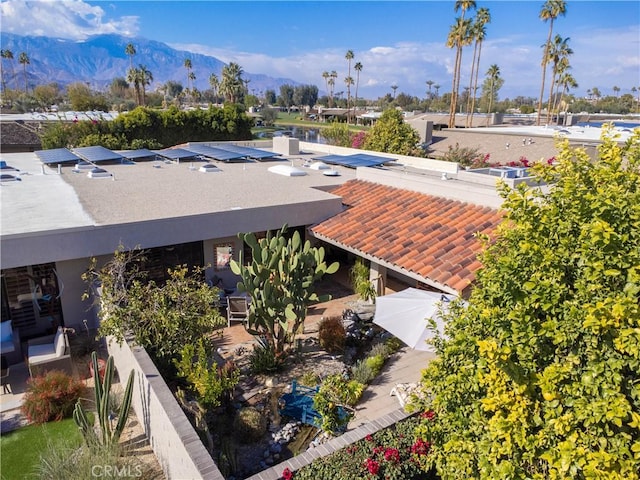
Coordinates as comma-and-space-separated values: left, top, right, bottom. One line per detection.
485, 64, 500, 126
138, 64, 153, 106
466, 7, 490, 127
0, 49, 8, 92
446, 16, 472, 127
612, 85, 620, 97
126, 67, 141, 105
556, 71, 577, 117
220, 62, 244, 103
391, 84, 398, 99
1, 49, 15, 90
329, 71, 337, 107
344, 75, 354, 121
125, 43, 136, 70
322, 71, 329, 104
184, 58, 193, 91
545, 35, 572, 123
434, 84, 441, 98
354, 62, 363, 117
209, 73, 219, 103
536, 0, 567, 125
426, 80, 434, 98
18, 52, 30, 92
188, 72, 196, 97
345, 50, 354, 122
447, 1, 476, 128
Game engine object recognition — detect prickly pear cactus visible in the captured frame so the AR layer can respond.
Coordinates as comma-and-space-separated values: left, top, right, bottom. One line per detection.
230, 225, 339, 354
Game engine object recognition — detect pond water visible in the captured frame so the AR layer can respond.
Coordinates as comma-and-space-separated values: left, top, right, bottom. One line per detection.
256, 125, 327, 144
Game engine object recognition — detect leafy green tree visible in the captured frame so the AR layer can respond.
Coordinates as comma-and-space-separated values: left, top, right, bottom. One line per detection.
322, 121, 351, 147
66, 82, 109, 111
264, 89, 276, 106
32, 83, 62, 110
278, 84, 295, 113
413, 126, 640, 479
362, 108, 421, 156
85, 247, 225, 369
230, 226, 339, 355
260, 107, 278, 127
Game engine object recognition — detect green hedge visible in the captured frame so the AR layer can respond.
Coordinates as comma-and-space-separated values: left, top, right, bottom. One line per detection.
40, 104, 253, 149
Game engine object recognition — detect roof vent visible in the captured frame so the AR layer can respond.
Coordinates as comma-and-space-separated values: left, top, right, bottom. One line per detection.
268, 165, 307, 177
199, 163, 220, 173
88, 167, 112, 179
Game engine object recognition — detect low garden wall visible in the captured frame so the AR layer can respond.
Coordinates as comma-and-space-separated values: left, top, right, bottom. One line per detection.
107, 336, 224, 480
246, 409, 413, 480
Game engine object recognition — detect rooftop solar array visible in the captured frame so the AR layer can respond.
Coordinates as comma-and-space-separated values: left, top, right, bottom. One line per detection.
208, 143, 279, 160
183, 144, 245, 162
312, 153, 393, 168
118, 149, 158, 160
154, 148, 200, 161
73, 146, 125, 163
35, 148, 82, 164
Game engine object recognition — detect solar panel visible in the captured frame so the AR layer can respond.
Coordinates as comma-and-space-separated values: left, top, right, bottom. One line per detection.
184, 144, 245, 162
348, 153, 394, 165
118, 149, 158, 160
312, 153, 391, 169
154, 148, 200, 161
73, 146, 124, 163
35, 148, 82, 164
210, 144, 279, 159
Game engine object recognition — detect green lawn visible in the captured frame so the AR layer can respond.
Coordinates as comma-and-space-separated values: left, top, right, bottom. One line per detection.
275, 112, 369, 132
1, 417, 83, 479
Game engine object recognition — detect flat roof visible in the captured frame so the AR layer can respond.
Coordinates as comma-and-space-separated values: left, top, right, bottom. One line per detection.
0, 145, 358, 235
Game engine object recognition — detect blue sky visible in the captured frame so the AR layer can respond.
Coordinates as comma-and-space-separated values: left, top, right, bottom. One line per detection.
1, 0, 639, 100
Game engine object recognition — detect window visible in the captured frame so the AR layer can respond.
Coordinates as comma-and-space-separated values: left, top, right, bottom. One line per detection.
215, 244, 233, 271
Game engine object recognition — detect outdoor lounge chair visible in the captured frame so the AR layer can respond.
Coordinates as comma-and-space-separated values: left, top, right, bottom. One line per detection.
27, 327, 73, 377
226, 296, 249, 327
0, 320, 21, 365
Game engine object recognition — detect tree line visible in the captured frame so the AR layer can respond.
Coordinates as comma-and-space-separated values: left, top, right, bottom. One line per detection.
39, 104, 253, 150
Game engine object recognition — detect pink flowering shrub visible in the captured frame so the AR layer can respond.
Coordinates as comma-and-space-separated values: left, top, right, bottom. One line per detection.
351, 131, 368, 149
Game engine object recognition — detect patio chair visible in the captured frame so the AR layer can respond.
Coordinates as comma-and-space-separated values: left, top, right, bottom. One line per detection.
27, 327, 73, 377
226, 296, 249, 327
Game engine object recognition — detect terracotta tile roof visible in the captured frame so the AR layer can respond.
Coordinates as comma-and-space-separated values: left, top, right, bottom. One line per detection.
310, 180, 503, 294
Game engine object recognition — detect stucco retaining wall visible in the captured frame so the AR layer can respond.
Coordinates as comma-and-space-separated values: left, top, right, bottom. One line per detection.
107, 336, 223, 480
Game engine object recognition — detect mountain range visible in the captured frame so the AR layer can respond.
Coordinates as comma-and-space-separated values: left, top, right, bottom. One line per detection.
0, 33, 300, 95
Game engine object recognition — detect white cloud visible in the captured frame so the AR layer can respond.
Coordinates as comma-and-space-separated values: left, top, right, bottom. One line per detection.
0, 0, 139, 39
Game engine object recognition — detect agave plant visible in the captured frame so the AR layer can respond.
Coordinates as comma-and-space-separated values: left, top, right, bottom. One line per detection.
73, 351, 134, 448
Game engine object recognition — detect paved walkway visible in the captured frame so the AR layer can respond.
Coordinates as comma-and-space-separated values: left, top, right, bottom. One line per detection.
347, 347, 435, 430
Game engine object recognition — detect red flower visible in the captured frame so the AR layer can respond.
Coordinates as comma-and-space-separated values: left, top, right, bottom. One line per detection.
420, 409, 436, 421
411, 438, 431, 456
384, 447, 400, 464
365, 434, 374, 442
373, 446, 384, 455
282, 467, 293, 480
365, 458, 380, 475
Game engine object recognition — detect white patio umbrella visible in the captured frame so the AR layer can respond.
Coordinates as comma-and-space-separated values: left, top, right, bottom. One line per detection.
373, 288, 457, 352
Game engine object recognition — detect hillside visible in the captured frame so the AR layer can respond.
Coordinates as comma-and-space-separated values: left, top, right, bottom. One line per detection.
0, 33, 298, 94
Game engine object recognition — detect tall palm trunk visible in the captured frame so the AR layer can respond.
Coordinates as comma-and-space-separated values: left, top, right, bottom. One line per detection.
469, 41, 483, 127
449, 45, 462, 128
466, 41, 479, 127
536, 19, 554, 125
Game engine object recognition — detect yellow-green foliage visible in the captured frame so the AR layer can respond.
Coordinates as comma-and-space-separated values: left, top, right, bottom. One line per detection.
414, 126, 640, 479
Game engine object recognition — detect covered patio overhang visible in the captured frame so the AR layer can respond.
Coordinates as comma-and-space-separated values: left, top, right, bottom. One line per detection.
309, 231, 459, 296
